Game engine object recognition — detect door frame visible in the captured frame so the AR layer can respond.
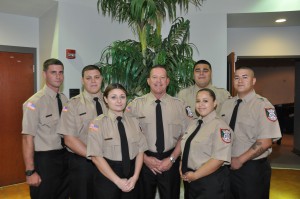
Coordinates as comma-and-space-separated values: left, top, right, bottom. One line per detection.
0, 45, 37, 92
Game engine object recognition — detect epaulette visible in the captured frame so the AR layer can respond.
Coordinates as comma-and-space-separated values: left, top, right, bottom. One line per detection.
256, 94, 267, 102
70, 94, 81, 101
171, 96, 184, 102
94, 114, 106, 121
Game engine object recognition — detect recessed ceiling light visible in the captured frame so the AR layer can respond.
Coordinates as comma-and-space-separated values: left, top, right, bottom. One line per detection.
275, 18, 286, 23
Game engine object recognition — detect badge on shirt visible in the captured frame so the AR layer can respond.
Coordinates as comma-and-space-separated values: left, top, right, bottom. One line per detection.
26, 102, 36, 110
265, 108, 277, 122
89, 123, 99, 132
125, 103, 132, 112
62, 106, 68, 112
185, 106, 194, 118
220, 129, 231, 143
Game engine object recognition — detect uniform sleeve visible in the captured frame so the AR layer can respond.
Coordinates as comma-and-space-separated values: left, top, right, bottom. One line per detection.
257, 101, 282, 140
86, 121, 103, 158
57, 102, 77, 136
211, 122, 232, 164
21, 101, 39, 136
125, 99, 139, 117
138, 129, 148, 152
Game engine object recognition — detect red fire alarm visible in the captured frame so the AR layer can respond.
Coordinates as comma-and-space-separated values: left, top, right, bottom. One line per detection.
66, 49, 76, 59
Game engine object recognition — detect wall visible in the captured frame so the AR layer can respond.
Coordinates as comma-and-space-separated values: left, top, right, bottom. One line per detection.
1, 0, 300, 94
227, 26, 300, 56
39, 4, 59, 89
253, 66, 295, 105
0, 12, 38, 47
56, 0, 135, 97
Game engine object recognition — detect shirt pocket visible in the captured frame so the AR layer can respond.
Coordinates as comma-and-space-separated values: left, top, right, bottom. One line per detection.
129, 133, 140, 158
40, 114, 58, 134
237, 115, 257, 140
102, 134, 121, 159
168, 120, 183, 141
77, 113, 92, 136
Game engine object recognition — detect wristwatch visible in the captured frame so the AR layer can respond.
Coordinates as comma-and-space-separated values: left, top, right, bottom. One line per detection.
25, 169, 36, 176
169, 156, 176, 163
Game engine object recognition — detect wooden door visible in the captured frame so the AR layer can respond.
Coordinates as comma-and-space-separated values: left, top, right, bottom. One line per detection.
0, 52, 34, 186
227, 52, 236, 96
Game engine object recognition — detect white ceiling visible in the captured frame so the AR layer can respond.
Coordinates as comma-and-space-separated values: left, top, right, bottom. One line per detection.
0, 0, 57, 18
228, 11, 300, 28
0, 0, 299, 28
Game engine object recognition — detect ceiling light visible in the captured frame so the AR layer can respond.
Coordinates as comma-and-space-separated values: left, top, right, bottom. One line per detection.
275, 18, 286, 23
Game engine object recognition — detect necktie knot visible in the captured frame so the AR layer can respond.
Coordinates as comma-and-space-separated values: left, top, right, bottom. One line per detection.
237, 99, 242, 105
198, 119, 203, 125
155, 99, 161, 104
93, 97, 99, 102
117, 116, 122, 122
56, 93, 60, 99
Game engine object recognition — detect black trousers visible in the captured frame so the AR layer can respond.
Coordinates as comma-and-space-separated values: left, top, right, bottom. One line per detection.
30, 148, 69, 199
68, 153, 97, 199
141, 149, 180, 199
230, 158, 271, 199
183, 166, 230, 199
94, 158, 139, 199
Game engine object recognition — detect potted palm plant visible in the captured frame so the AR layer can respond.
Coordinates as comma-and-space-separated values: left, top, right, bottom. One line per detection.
97, 0, 204, 99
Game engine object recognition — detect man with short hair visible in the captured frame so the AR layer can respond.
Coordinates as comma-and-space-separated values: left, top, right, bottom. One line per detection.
126, 65, 190, 199
178, 60, 230, 116
22, 58, 69, 199
219, 66, 281, 199
57, 65, 107, 199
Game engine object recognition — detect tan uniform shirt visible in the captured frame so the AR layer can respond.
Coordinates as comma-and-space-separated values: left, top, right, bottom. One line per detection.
57, 90, 107, 153
178, 84, 231, 116
21, 85, 68, 151
181, 111, 232, 170
125, 92, 190, 153
87, 110, 148, 161
219, 90, 282, 159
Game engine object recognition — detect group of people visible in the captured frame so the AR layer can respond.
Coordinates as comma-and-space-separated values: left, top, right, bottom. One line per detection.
21, 58, 281, 199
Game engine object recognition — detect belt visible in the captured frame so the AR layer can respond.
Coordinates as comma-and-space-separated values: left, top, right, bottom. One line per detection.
104, 157, 136, 166
145, 148, 174, 160
251, 157, 267, 163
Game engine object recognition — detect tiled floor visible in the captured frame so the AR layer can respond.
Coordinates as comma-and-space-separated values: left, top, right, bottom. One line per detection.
1, 134, 299, 199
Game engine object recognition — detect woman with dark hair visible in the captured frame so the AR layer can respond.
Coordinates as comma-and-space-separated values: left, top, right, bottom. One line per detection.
87, 83, 147, 199
180, 88, 232, 199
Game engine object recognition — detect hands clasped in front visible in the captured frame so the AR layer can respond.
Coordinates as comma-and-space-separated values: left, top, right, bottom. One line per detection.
115, 176, 137, 192
144, 156, 173, 175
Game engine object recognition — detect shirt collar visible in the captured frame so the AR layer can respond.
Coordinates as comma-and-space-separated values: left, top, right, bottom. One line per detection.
148, 92, 168, 104
236, 89, 256, 103
200, 110, 217, 124
107, 109, 124, 122
83, 89, 103, 102
44, 85, 60, 99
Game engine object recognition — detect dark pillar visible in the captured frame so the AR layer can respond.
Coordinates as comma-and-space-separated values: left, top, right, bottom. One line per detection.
294, 61, 300, 154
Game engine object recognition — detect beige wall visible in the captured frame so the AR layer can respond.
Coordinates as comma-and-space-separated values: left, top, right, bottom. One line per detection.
253, 66, 295, 105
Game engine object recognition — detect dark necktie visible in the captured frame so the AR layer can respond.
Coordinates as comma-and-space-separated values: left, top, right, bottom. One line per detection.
56, 93, 62, 116
56, 93, 65, 147
155, 99, 165, 153
93, 97, 103, 116
116, 116, 130, 177
181, 120, 203, 174
229, 99, 242, 131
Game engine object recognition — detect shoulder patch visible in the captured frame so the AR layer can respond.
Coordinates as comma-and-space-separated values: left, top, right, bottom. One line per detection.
265, 108, 277, 122
185, 106, 194, 118
89, 123, 99, 132
126, 102, 133, 112
26, 102, 36, 110
62, 106, 68, 112
220, 129, 231, 143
